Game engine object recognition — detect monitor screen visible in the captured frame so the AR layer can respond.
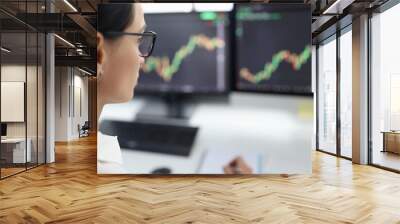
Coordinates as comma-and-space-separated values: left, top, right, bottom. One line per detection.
235, 4, 312, 95
136, 12, 230, 94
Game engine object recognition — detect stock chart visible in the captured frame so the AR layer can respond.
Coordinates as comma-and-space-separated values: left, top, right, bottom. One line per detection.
137, 12, 228, 94
235, 4, 312, 94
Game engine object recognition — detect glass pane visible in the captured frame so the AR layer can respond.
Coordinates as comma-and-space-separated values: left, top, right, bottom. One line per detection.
38, 32, 45, 165
371, 4, 400, 171
27, 30, 38, 169
318, 37, 337, 154
26, 0, 38, 169
340, 29, 352, 158
1, 30, 28, 177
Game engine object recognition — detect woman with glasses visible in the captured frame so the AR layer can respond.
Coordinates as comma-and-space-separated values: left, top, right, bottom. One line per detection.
97, 3, 155, 114
96, 3, 252, 174
97, 3, 156, 173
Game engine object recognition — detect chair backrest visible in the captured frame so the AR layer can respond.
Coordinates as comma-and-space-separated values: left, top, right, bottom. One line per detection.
82, 121, 90, 129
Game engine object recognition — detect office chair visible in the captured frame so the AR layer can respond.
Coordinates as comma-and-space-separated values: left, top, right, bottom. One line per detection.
79, 121, 90, 138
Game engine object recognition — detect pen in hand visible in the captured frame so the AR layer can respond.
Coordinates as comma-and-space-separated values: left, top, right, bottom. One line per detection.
223, 156, 253, 174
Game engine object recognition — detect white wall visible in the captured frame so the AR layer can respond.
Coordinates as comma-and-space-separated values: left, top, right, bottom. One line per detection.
55, 67, 68, 141
76, 73, 89, 123
1, 65, 39, 137
71, 72, 89, 138
55, 67, 89, 141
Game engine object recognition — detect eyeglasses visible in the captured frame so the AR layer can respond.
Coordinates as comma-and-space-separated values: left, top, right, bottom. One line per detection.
104, 31, 157, 58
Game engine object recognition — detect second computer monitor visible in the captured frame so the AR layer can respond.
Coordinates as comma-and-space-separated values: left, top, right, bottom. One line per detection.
137, 12, 230, 94
235, 4, 312, 95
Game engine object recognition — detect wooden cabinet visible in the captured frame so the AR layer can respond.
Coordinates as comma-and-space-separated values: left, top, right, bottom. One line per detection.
382, 132, 400, 154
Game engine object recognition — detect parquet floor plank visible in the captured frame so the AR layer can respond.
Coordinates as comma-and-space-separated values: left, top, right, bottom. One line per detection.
1, 135, 399, 223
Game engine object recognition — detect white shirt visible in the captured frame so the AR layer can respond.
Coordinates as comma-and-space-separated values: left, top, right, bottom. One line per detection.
97, 131, 127, 174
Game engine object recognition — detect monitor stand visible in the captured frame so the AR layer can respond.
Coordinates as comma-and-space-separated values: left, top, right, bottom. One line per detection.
135, 94, 192, 125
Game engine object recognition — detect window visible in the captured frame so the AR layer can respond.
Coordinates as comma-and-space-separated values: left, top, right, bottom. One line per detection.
317, 36, 337, 154
370, 2, 400, 171
339, 28, 352, 158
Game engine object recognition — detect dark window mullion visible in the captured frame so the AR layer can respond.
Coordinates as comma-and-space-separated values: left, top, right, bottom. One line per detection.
336, 29, 341, 157
25, 0, 28, 171
316, 44, 320, 150
36, 0, 39, 168
367, 12, 373, 165
0, 22, 2, 179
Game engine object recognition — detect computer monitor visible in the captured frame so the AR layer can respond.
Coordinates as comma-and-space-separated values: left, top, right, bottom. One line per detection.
234, 4, 312, 95
1, 123, 7, 137
136, 12, 230, 94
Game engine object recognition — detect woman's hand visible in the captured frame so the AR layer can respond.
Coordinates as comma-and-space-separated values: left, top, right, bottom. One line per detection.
223, 156, 253, 174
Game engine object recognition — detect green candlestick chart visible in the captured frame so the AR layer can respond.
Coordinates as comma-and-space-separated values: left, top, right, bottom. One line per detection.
236, 6, 282, 21
240, 45, 311, 84
142, 34, 225, 82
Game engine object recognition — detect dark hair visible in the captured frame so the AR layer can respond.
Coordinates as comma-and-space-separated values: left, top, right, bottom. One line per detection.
97, 3, 135, 39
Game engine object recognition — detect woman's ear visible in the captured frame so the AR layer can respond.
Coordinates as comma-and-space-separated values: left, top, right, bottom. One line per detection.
97, 32, 106, 75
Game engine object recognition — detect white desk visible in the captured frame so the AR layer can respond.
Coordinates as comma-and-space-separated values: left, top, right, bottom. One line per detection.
1, 138, 31, 163
100, 93, 313, 174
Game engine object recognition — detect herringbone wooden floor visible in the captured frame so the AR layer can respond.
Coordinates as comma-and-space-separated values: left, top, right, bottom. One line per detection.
1, 135, 400, 224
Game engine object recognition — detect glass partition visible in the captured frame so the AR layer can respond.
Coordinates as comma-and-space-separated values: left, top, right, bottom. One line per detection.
0, 0, 46, 179
1, 29, 28, 178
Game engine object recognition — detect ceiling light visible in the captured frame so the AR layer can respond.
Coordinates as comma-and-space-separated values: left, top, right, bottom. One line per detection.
322, 0, 354, 15
1, 47, 11, 53
78, 67, 93, 76
54, 34, 75, 48
63, 0, 78, 12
